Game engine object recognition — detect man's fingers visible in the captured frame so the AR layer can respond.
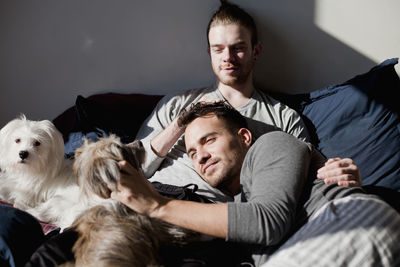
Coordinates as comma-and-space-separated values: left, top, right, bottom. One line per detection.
118, 160, 143, 179
324, 157, 341, 165
323, 174, 359, 186
318, 158, 358, 177
198, 95, 220, 104
337, 180, 359, 187
110, 189, 116, 199
109, 186, 122, 201
317, 167, 358, 179
321, 158, 354, 170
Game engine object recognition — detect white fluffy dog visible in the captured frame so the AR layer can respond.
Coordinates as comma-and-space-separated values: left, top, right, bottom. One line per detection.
0, 115, 105, 229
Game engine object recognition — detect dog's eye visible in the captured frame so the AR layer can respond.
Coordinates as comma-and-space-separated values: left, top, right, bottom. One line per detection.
15, 138, 21, 144
34, 141, 41, 147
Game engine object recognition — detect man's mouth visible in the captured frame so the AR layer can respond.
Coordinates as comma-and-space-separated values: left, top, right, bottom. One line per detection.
221, 63, 239, 72
203, 161, 218, 174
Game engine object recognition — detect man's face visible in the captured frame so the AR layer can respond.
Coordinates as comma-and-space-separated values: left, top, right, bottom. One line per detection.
208, 23, 260, 87
184, 114, 251, 195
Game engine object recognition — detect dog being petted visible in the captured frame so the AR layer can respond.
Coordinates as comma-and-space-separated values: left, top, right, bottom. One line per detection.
73, 135, 145, 199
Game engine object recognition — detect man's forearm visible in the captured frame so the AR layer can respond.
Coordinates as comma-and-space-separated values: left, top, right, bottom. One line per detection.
112, 162, 228, 238
150, 117, 185, 157
151, 198, 228, 239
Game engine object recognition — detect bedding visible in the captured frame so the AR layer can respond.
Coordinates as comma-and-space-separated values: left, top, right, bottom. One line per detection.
261, 196, 400, 267
2, 58, 399, 266
272, 58, 400, 192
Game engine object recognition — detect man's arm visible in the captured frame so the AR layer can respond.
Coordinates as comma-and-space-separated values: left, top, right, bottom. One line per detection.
149, 94, 219, 157
133, 95, 176, 177
134, 93, 189, 178
152, 198, 228, 238
134, 89, 215, 178
149, 117, 185, 157
111, 161, 228, 238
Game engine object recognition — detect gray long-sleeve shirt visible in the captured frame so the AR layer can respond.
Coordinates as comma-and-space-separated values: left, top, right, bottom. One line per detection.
227, 131, 365, 265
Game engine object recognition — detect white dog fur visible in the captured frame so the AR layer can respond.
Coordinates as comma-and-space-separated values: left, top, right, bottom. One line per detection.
0, 115, 107, 229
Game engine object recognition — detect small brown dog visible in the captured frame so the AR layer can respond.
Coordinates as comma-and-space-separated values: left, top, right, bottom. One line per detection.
71, 202, 198, 267
71, 135, 199, 266
73, 134, 145, 200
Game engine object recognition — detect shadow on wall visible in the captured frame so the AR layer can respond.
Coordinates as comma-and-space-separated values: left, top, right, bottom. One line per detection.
245, 0, 383, 94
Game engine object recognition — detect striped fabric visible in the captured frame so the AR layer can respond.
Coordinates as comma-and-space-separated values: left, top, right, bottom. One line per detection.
262, 196, 400, 267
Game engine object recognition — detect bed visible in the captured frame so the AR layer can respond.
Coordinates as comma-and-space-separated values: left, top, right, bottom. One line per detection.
3, 58, 400, 266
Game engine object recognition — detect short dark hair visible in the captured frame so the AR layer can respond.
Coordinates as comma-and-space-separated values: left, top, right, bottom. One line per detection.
206, 0, 258, 47
178, 101, 248, 134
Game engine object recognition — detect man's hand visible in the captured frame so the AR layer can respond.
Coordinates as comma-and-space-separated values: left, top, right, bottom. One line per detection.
109, 161, 166, 216
317, 158, 362, 187
110, 161, 228, 238
150, 95, 221, 158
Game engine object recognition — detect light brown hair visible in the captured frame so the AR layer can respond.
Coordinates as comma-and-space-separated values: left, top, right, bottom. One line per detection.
206, 0, 258, 47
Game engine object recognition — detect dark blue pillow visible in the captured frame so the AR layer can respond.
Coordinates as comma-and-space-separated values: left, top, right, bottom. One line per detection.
294, 58, 400, 191
53, 93, 163, 156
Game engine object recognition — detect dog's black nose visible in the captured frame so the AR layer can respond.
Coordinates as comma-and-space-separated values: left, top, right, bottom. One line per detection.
19, 150, 29, 160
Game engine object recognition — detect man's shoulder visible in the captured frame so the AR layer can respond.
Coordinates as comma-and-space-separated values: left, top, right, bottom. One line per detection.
255, 130, 295, 143
155, 87, 215, 108
254, 89, 280, 102
253, 89, 303, 120
163, 87, 215, 100
255, 89, 293, 109
252, 131, 312, 154
244, 131, 314, 174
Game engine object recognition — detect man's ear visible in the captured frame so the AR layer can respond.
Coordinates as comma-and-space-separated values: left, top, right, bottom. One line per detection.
237, 128, 252, 148
253, 42, 262, 60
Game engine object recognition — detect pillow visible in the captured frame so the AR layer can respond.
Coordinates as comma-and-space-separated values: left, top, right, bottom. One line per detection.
53, 93, 163, 156
276, 58, 400, 191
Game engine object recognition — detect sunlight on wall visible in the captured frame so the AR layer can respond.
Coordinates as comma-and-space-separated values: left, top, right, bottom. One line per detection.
314, 0, 400, 74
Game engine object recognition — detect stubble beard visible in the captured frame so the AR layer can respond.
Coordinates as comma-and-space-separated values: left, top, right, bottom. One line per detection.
203, 154, 241, 194
215, 61, 254, 88
206, 166, 231, 190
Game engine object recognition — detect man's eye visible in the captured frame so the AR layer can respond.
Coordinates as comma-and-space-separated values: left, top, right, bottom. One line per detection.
206, 138, 215, 143
189, 152, 196, 159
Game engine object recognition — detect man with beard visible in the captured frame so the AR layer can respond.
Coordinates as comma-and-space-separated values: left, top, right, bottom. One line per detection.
135, 1, 361, 203
111, 101, 400, 266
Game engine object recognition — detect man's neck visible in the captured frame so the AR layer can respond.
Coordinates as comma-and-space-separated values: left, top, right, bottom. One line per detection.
217, 82, 255, 109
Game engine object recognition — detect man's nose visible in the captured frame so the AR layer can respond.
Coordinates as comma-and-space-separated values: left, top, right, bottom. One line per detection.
222, 47, 233, 61
197, 150, 211, 165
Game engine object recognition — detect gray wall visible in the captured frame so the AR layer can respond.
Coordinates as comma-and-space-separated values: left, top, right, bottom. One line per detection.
1, 0, 399, 127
